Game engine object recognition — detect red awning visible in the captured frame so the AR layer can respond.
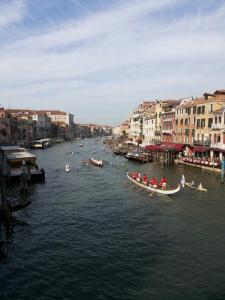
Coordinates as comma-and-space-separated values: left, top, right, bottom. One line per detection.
145, 143, 184, 152
193, 146, 208, 152
161, 142, 185, 152
145, 145, 163, 151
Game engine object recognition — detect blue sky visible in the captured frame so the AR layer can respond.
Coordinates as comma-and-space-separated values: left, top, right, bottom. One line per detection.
0, 0, 225, 125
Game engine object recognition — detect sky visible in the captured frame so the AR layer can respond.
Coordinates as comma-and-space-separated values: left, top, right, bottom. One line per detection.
0, 0, 225, 125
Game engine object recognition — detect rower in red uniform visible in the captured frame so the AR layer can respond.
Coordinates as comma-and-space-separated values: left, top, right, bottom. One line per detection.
160, 176, 167, 190
136, 171, 141, 182
150, 176, 158, 187
143, 174, 148, 185
132, 172, 136, 180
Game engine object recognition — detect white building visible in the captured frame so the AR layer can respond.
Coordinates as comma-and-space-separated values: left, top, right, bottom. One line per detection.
112, 126, 121, 136
141, 112, 156, 146
210, 107, 225, 159
129, 101, 155, 144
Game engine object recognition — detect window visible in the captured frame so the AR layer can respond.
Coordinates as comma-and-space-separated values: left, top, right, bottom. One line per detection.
201, 119, 205, 128
185, 118, 188, 125
201, 134, 204, 142
210, 104, 213, 113
202, 106, 205, 114
197, 119, 201, 128
215, 116, 217, 124
208, 118, 213, 128
197, 107, 201, 114
219, 116, 221, 123
193, 106, 196, 114
180, 119, 183, 125
218, 135, 221, 143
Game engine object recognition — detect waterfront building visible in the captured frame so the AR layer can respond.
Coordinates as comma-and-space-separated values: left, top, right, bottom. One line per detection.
154, 100, 179, 144
0, 108, 11, 143
120, 121, 130, 139
141, 103, 156, 146
210, 107, 225, 159
161, 100, 180, 143
129, 101, 155, 144
6, 110, 38, 145
112, 126, 121, 137
174, 99, 194, 144
193, 90, 225, 147
31, 112, 52, 139
38, 110, 74, 140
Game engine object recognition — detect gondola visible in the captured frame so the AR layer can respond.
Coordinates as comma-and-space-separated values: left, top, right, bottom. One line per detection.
126, 172, 180, 195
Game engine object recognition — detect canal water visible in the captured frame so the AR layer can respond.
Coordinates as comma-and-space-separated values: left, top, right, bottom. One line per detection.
1, 139, 225, 300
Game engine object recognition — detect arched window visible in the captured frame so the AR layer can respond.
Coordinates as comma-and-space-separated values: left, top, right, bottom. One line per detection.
218, 134, 221, 143
185, 118, 188, 125
214, 134, 217, 143
180, 119, 183, 125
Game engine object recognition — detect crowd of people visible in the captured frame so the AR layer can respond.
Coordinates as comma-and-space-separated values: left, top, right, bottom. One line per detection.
131, 172, 167, 189
181, 156, 221, 168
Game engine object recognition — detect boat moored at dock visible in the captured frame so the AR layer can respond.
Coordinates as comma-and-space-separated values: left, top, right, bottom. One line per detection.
0, 146, 45, 182
31, 138, 53, 149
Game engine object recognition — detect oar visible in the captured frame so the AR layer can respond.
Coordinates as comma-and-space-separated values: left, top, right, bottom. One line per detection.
149, 190, 155, 197
135, 187, 144, 192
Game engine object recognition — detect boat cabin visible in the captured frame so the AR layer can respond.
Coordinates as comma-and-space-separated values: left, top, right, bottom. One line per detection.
4, 151, 37, 177
31, 138, 52, 149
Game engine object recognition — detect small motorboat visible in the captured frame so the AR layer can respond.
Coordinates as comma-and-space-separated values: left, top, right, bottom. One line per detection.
65, 163, 71, 172
79, 144, 84, 147
89, 158, 103, 167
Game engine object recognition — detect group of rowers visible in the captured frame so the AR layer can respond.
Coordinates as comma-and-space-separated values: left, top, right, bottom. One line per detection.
131, 172, 167, 189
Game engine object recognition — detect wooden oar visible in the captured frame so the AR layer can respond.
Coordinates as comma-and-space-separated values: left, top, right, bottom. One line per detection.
135, 187, 144, 192
149, 190, 155, 197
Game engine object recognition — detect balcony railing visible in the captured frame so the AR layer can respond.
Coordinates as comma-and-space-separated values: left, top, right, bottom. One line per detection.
193, 140, 211, 147
162, 129, 172, 134
154, 130, 161, 136
211, 123, 225, 130
210, 143, 225, 150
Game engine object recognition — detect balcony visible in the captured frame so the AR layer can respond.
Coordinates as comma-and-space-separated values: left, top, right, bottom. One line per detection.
193, 140, 211, 147
211, 123, 225, 130
154, 130, 161, 136
211, 143, 225, 150
162, 129, 172, 134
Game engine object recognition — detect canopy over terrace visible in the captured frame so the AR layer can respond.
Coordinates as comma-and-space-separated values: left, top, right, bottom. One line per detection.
145, 143, 185, 152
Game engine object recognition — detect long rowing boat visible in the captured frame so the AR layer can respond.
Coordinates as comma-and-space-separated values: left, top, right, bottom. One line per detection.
126, 172, 181, 195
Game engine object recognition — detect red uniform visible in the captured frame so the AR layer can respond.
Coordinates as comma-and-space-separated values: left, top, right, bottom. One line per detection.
160, 177, 167, 189
136, 172, 141, 181
143, 175, 148, 184
150, 177, 158, 186
132, 172, 136, 179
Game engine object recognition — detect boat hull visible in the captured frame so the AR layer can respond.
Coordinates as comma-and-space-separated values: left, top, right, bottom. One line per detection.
90, 158, 103, 167
127, 173, 180, 195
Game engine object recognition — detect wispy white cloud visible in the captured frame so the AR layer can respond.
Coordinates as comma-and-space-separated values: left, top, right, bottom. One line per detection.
0, 0, 225, 124
0, 0, 26, 30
